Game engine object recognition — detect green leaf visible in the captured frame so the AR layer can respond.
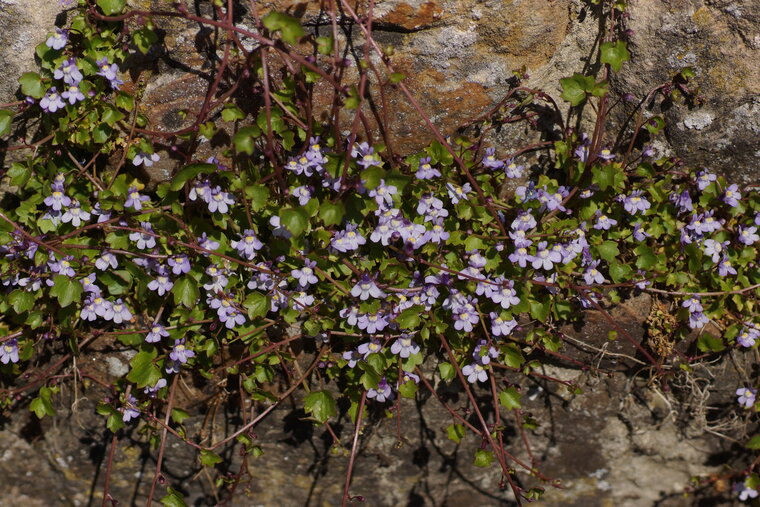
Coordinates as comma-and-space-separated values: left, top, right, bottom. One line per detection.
9, 290, 35, 314
389, 73, 406, 84
7, 163, 31, 187
171, 408, 190, 424
279, 208, 309, 237
126, 347, 161, 388
696, 334, 725, 353
398, 380, 418, 399
600, 41, 631, 72
233, 126, 261, 155
245, 184, 269, 211
101, 106, 125, 126
608, 261, 632, 283
200, 450, 223, 467
262, 12, 305, 45
438, 362, 455, 381
0, 110, 13, 136
170, 163, 215, 191
634, 245, 657, 270
29, 387, 56, 419
529, 300, 551, 322
474, 449, 494, 468
18, 72, 45, 99
132, 28, 158, 54
595, 241, 619, 262
559, 73, 594, 106
221, 103, 245, 122
92, 123, 112, 144
160, 488, 188, 507
316, 35, 333, 55
97, 0, 125, 15
395, 306, 422, 329
50, 275, 83, 307
243, 291, 269, 320
503, 344, 525, 368
319, 201, 345, 226
304, 390, 338, 424
172, 276, 199, 308
446, 423, 465, 443
499, 387, 522, 410
746, 435, 760, 450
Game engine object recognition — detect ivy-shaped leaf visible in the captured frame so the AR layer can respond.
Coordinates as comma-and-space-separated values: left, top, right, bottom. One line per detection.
600, 41, 631, 72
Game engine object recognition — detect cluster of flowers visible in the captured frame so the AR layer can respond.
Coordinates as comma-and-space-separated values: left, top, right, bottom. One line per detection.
39, 29, 122, 113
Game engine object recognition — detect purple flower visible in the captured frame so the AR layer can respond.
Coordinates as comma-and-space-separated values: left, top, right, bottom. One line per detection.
703, 239, 728, 263
146, 323, 169, 343
632, 223, 650, 242
736, 387, 757, 409
129, 222, 156, 250
682, 296, 702, 313
509, 246, 530, 268
49, 255, 76, 277
54, 57, 83, 85
170, 339, 195, 364
669, 190, 693, 214
190, 179, 212, 203
208, 186, 235, 213
481, 147, 503, 170
232, 229, 264, 260
453, 305, 479, 333
125, 186, 150, 211
737, 327, 759, 348
696, 170, 716, 191
133, 152, 159, 167
734, 480, 759, 502
721, 183, 741, 207
111, 299, 133, 324
79, 273, 100, 295
490, 313, 517, 337
331, 224, 366, 253
357, 312, 389, 334
61, 84, 85, 105
352, 142, 381, 168
718, 256, 737, 277
148, 272, 174, 296
0, 339, 19, 364
622, 191, 651, 215
357, 339, 383, 358
44, 189, 72, 211
80, 298, 98, 321
473, 339, 499, 365
489, 278, 520, 309
95, 251, 118, 271
367, 377, 393, 403
292, 259, 319, 287
583, 260, 605, 285
291, 291, 315, 311
369, 179, 397, 208
531, 241, 562, 271
46, 28, 68, 50
167, 254, 191, 275
96, 58, 118, 81
446, 182, 471, 204
340, 306, 360, 327
400, 371, 420, 384
40, 87, 65, 113
91, 296, 113, 320
462, 362, 488, 383
738, 226, 759, 246
198, 232, 220, 254
688, 311, 709, 329
390, 335, 420, 358
415, 157, 440, 179
511, 212, 536, 231
292, 186, 312, 206
342, 350, 362, 368
144, 378, 167, 397
61, 202, 90, 226
593, 210, 618, 230
120, 395, 140, 422
597, 147, 615, 160
351, 274, 386, 300
504, 159, 524, 178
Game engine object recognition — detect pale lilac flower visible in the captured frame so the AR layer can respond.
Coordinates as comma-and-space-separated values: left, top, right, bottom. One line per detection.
736, 387, 757, 409
670, 190, 693, 214
292, 185, 312, 206
401, 371, 420, 384
682, 296, 702, 313
49, 255, 76, 277
120, 395, 140, 422
79, 273, 100, 295
129, 222, 156, 250
597, 147, 615, 160
125, 186, 150, 210
688, 311, 709, 329
453, 305, 479, 332
504, 159, 524, 178
91, 296, 113, 320
369, 179, 397, 207
145, 323, 169, 343
593, 210, 618, 230
696, 170, 716, 191
490, 313, 518, 337
462, 362, 488, 383
95, 251, 118, 270
292, 259, 319, 287
170, 339, 195, 364
167, 255, 190, 275
489, 278, 520, 309
718, 256, 737, 277
632, 223, 650, 242
367, 377, 393, 403
61, 202, 90, 227
415, 156, 440, 179
352, 142, 381, 168
481, 147, 503, 170
734, 480, 759, 502
509, 246, 530, 268
189, 179, 212, 203
292, 291, 315, 311
340, 306, 360, 327
390, 335, 420, 358
342, 350, 361, 368
357, 339, 383, 359
54, 57, 83, 85
44, 189, 72, 211
198, 232, 220, 254
40, 87, 65, 113
511, 212, 536, 231
531, 241, 561, 271
703, 239, 728, 263
623, 191, 651, 215
737, 327, 759, 348
80, 298, 98, 321
473, 339, 498, 365
232, 229, 264, 260
357, 312, 389, 334
144, 378, 167, 397
446, 182, 471, 204
722, 184, 741, 207
46, 28, 68, 50
148, 272, 174, 296
351, 274, 386, 300
331, 224, 366, 253
207, 186, 234, 213
133, 152, 159, 167
111, 299, 133, 324
0, 339, 19, 364
583, 260, 605, 285
61, 84, 85, 105
738, 225, 759, 246
96, 58, 118, 81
